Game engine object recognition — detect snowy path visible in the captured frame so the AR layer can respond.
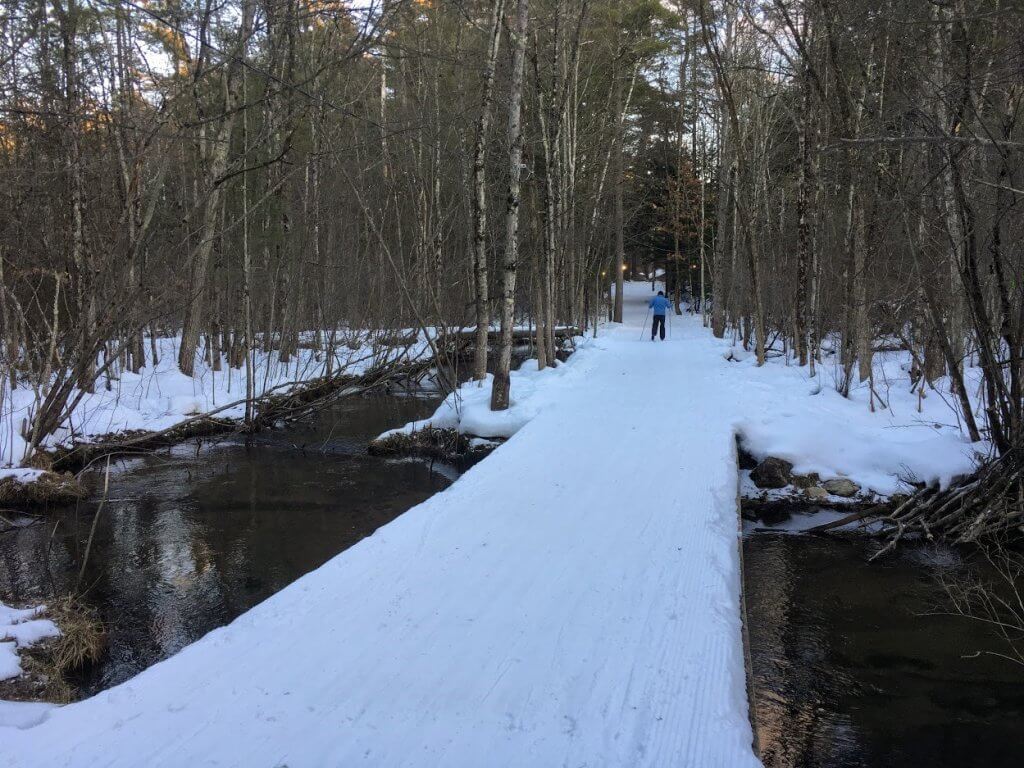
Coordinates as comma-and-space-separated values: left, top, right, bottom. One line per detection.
3, 284, 760, 767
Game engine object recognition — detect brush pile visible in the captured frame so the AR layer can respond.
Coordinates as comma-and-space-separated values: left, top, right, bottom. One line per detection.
874, 442, 1024, 554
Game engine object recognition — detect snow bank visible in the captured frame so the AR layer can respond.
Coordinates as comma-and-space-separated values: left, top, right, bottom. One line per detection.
387, 320, 980, 498
0, 468, 45, 485
0, 332, 433, 468
0, 603, 60, 682
1, 324, 575, 469
379, 349, 588, 441
726, 348, 982, 496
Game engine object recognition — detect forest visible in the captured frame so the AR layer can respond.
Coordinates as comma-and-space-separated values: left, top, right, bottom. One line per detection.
1, 1, 1024, 764
1, 0, 1020, 459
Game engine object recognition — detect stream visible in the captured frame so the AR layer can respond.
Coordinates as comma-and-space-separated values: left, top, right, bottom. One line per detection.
0, 392, 448, 695
3, 400, 1024, 764
744, 511, 1024, 767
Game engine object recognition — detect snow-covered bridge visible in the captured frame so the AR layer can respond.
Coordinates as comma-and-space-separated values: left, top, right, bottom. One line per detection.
4, 283, 761, 767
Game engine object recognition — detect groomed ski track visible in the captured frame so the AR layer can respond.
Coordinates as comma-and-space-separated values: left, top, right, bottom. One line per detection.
3, 283, 761, 768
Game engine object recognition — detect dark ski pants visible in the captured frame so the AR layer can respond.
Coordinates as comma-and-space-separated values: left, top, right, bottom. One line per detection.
651, 314, 666, 340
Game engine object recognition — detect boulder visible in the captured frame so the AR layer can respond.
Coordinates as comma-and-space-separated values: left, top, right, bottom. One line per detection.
750, 457, 794, 489
803, 486, 829, 502
792, 472, 820, 490
823, 477, 861, 498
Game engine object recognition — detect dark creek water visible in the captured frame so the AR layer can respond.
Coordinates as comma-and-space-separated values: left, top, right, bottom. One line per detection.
744, 513, 1024, 767
0, 393, 448, 695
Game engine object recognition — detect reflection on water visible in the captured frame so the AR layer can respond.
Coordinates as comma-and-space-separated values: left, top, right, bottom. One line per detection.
744, 521, 1024, 767
0, 394, 449, 695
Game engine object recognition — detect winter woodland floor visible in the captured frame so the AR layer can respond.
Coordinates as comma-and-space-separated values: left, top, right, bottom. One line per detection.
1, 283, 980, 767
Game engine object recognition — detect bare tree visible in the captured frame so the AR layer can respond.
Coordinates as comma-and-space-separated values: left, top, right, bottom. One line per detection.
491, 0, 531, 411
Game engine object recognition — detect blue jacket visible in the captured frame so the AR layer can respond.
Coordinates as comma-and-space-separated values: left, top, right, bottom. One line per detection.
648, 295, 671, 316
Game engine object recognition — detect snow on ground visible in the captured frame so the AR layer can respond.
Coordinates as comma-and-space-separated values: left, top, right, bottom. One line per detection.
0, 468, 46, 485
0, 332, 433, 468
378, 354, 584, 440
0, 284, 987, 767
730, 347, 982, 496
0, 283, 761, 767
0, 701, 55, 730
0, 324, 572, 470
392, 305, 981, 499
0, 603, 59, 683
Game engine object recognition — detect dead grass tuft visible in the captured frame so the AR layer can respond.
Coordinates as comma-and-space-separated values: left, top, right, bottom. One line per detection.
24, 452, 55, 471
0, 596, 105, 704
0, 472, 87, 507
47, 595, 106, 673
368, 427, 470, 461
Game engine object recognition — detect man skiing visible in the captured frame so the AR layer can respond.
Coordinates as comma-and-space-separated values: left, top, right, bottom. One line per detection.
648, 291, 671, 341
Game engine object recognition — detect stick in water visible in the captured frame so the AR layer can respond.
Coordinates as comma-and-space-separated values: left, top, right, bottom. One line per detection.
77, 456, 111, 592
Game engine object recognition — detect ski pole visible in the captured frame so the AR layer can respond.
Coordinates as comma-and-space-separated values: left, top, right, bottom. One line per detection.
640, 307, 650, 340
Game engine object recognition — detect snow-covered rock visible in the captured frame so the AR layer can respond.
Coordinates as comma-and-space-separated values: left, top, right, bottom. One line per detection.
731, 345, 982, 495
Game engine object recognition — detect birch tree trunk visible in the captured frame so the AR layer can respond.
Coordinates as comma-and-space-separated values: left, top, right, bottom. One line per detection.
933, 2, 967, 388
471, 0, 506, 383
711, 125, 729, 338
708, 6, 734, 339
242, 69, 255, 426
55, 0, 95, 391
700, 0, 765, 364
612, 35, 625, 324
794, 14, 812, 367
490, 0, 530, 411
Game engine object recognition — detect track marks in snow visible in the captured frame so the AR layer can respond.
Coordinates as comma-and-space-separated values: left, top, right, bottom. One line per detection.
3, 283, 760, 768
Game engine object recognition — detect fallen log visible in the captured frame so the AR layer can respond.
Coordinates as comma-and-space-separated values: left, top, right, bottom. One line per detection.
807, 504, 887, 533
46, 356, 439, 475
450, 327, 581, 343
